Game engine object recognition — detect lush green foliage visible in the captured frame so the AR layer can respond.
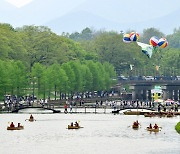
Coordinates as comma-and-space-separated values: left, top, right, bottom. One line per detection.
0, 23, 179, 99
175, 122, 180, 134
0, 59, 116, 99
140, 28, 165, 44
167, 28, 180, 48
70, 27, 180, 77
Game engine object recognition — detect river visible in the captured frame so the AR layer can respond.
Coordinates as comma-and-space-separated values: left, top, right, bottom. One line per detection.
0, 111, 179, 154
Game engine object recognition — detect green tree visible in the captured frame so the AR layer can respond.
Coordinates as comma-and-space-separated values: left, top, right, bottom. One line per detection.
61, 62, 76, 94
31, 63, 45, 98
69, 61, 83, 93
167, 27, 180, 48
160, 48, 180, 75
86, 61, 101, 91
140, 28, 165, 44
48, 63, 61, 100
58, 68, 69, 98
81, 64, 93, 92
0, 23, 26, 61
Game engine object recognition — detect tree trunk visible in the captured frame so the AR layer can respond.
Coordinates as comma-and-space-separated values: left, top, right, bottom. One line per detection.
38, 77, 40, 99
48, 90, 51, 100
11, 87, 14, 96
54, 85, 57, 100
43, 86, 46, 102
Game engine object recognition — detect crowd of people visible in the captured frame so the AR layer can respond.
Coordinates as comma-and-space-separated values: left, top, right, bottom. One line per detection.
2, 95, 50, 112
1, 94, 180, 114
63, 99, 179, 113
3, 95, 36, 111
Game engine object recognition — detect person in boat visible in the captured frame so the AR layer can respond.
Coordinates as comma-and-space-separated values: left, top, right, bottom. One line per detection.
10, 122, 15, 128
70, 122, 73, 127
133, 120, 139, 127
17, 123, 22, 127
30, 114, 34, 120
74, 121, 79, 127
153, 123, 158, 129
148, 123, 152, 129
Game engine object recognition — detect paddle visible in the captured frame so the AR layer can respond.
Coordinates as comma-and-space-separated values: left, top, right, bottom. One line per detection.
25, 119, 36, 121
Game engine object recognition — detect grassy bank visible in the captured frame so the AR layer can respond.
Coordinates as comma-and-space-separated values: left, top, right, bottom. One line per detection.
175, 122, 180, 134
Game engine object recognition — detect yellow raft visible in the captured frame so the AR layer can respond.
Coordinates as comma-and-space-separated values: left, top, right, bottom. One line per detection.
68, 125, 80, 129
7, 126, 24, 130
147, 128, 159, 132
67, 125, 82, 129
124, 111, 141, 115
132, 125, 139, 129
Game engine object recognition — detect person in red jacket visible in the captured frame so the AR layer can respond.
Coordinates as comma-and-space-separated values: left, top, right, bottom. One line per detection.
64, 104, 68, 113
10, 122, 15, 128
153, 123, 159, 129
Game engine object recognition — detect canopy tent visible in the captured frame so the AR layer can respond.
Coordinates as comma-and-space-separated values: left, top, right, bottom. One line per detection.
154, 99, 164, 103
164, 99, 175, 105
165, 99, 174, 103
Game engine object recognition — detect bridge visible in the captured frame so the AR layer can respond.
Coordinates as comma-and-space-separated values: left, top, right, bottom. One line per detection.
116, 79, 180, 101
119, 106, 155, 111
112, 106, 156, 113
11, 104, 61, 113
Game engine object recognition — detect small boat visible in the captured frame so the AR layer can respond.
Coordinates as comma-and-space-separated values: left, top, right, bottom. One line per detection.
7, 126, 24, 130
144, 113, 152, 117
132, 125, 139, 129
166, 113, 174, 118
147, 127, 159, 132
67, 125, 82, 129
144, 113, 156, 117
124, 111, 141, 115
29, 118, 35, 122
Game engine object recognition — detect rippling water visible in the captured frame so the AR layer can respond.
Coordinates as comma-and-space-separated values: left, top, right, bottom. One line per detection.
0, 111, 179, 154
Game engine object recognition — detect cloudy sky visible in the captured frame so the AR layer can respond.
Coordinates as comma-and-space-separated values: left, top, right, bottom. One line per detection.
1, 0, 180, 34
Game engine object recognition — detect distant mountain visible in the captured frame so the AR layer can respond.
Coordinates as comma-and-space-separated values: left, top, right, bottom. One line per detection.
130, 9, 180, 35
45, 11, 124, 34
0, 0, 180, 35
45, 8, 180, 35
45, 0, 180, 34
0, 0, 86, 26
118, 8, 180, 35
76, 0, 180, 23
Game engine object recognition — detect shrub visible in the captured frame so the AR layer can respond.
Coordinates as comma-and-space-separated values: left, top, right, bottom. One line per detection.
175, 122, 180, 134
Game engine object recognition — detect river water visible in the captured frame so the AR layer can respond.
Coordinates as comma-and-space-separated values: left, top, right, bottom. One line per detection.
0, 110, 180, 154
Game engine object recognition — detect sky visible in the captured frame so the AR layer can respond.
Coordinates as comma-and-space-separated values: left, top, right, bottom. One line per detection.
1, 0, 180, 34
6, 0, 33, 8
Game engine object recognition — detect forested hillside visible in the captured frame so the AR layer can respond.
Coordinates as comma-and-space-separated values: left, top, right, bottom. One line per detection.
0, 23, 179, 100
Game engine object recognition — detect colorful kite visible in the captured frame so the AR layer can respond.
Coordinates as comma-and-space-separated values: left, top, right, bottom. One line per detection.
137, 42, 154, 58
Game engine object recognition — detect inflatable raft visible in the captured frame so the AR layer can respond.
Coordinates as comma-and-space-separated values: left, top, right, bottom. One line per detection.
147, 128, 159, 132
7, 126, 24, 130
